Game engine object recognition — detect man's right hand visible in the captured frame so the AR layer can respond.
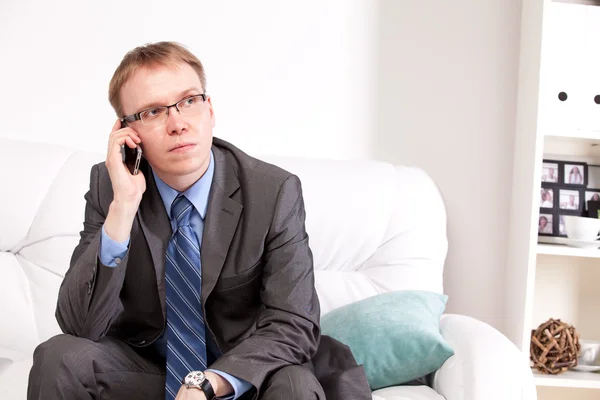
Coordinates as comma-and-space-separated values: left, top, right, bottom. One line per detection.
103, 119, 146, 243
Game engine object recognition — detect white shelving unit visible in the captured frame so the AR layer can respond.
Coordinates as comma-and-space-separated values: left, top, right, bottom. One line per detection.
508, 1, 600, 399
537, 243, 600, 259
533, 369, 600, 389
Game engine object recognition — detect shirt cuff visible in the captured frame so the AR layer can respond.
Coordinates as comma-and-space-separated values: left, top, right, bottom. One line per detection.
99, 225, 130, 267
207, 369, 253, 400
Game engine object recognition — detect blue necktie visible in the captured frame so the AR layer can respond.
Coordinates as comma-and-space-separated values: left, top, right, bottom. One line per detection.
164, 195, 207, 400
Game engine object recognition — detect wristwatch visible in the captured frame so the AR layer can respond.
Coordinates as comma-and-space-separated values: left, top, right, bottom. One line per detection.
182, 371, 215, 400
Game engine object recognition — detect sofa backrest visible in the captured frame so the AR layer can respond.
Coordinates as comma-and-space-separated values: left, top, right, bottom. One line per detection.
0, 138, 448, 363
259, 155, 448, 314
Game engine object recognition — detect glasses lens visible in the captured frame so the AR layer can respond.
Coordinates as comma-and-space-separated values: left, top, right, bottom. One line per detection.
177, 95, 205, 116
140, 107, 168, 126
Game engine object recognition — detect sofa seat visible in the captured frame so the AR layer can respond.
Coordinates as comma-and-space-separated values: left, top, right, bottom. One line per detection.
373, 386, 444, 400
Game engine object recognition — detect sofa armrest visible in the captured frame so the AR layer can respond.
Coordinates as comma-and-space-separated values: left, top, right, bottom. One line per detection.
431, 314, 536, 400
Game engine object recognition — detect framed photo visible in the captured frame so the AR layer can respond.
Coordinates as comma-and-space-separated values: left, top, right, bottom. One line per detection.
589, 201, 600, 219
563, 162, 587, 187
538, 213, 553, 236
559, 188, 582, 212
540, 188, 554, 209
584, 190, 600, 210
542, 162, 559, 184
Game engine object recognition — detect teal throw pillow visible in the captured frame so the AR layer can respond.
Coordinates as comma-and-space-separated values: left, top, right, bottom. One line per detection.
320, 290, 454, 390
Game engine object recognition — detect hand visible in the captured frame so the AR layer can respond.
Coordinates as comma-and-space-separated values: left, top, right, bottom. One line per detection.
103, 119, 146, 243
174, 385, 206, 400
105, 119, 146, 207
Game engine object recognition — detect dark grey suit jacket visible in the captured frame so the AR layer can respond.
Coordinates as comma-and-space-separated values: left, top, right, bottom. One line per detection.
55, 137, 370, 399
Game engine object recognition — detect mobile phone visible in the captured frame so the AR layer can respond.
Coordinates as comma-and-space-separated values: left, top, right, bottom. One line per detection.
119, 119, 142, 175
121, 145, 142, 175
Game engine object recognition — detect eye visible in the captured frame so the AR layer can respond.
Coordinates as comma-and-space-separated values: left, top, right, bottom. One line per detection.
180, 96, 200, 108
141, 108, 166, 120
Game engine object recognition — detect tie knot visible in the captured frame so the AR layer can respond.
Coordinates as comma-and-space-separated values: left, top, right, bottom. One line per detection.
171, 195, 194, 227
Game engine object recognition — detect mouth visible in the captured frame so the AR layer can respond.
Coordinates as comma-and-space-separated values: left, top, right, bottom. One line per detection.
170, 143, 196, 152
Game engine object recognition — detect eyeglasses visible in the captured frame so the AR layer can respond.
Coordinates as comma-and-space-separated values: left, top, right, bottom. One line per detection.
121, 93, 208, 128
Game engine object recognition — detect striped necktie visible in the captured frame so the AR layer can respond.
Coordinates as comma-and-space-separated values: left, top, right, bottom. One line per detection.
164, 195, 207, 400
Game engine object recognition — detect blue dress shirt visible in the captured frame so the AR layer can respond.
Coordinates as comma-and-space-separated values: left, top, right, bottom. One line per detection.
99, 150, 252, 399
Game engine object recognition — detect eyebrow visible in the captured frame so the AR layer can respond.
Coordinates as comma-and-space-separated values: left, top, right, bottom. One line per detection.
136, 88, 203, 112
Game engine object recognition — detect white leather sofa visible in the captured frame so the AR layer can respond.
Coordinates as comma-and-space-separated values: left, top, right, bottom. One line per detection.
0, 137, 536, 399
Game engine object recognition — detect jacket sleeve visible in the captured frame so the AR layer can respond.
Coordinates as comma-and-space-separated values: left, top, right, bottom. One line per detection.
209, 175, 321, 389
55, 163, 129, 340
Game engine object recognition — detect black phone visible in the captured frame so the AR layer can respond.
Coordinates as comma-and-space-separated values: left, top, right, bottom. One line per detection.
119, 119, 142, 175
121, 145, 142, 175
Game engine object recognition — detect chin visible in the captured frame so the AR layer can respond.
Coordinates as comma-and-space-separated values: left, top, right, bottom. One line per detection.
166, 158, 204, 177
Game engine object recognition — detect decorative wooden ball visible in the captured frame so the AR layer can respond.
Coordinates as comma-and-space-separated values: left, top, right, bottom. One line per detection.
530, 318, 580, 374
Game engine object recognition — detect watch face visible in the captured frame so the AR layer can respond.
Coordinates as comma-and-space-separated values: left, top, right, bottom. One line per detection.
184, 370, 205, 387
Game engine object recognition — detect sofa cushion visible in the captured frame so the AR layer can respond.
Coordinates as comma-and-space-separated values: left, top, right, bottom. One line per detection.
372, 385, 446, 400
320, 290, 454, 390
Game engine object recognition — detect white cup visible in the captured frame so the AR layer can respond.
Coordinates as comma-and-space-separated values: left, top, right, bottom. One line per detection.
579, 340, 600, 366
564, 216, 600, 241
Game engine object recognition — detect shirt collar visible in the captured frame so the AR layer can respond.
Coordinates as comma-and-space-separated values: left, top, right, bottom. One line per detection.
152, 149, 215, 220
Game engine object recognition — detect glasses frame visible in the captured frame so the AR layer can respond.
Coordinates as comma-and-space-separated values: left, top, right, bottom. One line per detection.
121, 93, 208, 126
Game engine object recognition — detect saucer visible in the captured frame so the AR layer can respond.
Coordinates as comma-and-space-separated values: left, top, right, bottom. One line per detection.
563, 238, 600, 249
545, 236, 600, 249
572, 365, 600, 372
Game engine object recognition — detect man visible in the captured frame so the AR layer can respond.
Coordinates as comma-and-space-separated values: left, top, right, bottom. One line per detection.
27, 42, 371, 400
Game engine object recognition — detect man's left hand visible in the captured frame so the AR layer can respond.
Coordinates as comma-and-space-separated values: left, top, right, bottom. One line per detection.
175, 385, 206, 400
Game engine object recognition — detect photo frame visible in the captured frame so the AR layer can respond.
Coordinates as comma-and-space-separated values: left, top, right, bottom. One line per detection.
588, 201, 600, 220
563, 162, 588, 187
541, 161, 560, 185
540, 187, 555, 209
584, 189, 600, 211
537, 213, 554, 236
538, 159, 590, 239
558, 188, 583, 214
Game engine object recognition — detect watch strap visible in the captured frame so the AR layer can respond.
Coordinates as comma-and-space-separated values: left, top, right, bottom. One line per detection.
201, 378, 215, 400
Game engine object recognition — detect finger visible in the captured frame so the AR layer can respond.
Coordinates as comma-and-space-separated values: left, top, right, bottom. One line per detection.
126, 127, 142, 143
109, 131, 135, 146
125, 136, 137, 149
112, 128, 141, 145
111, 119, 122, 133
107, 134, 129, 160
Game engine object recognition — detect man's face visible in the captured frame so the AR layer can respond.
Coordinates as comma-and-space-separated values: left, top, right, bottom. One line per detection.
120, 62, 215, 181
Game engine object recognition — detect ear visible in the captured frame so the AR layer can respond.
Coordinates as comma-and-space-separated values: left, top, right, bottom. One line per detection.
207, 96, 215, 128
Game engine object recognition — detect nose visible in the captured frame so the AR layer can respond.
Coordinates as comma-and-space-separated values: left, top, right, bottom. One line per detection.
166, 106, 187, 135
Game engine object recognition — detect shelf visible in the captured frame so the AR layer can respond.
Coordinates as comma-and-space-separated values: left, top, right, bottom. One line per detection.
544, 129, 600, 142
533, 369, 600, 389
542, 132, 600, 160
537, 243, 600, 258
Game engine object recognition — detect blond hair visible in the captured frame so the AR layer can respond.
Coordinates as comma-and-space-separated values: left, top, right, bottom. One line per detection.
108, 41, 207, 117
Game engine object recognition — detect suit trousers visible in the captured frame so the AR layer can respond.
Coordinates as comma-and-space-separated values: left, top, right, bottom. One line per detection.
27, 334, 326, 400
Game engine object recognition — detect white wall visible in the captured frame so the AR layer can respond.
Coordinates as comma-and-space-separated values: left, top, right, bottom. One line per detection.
374, 0, 522, 331
0, 0, 523, 335
0, 0, 375, 160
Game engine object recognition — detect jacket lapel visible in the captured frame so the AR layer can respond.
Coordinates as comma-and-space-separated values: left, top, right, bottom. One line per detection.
201, 146, 242, 306
137, 159, 172, 318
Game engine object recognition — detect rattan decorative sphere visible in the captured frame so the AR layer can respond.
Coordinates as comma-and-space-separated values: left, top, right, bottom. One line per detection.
530, 318, 580, 374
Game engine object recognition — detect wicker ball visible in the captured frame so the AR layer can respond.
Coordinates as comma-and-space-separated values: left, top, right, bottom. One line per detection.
530, 318, 580, 374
